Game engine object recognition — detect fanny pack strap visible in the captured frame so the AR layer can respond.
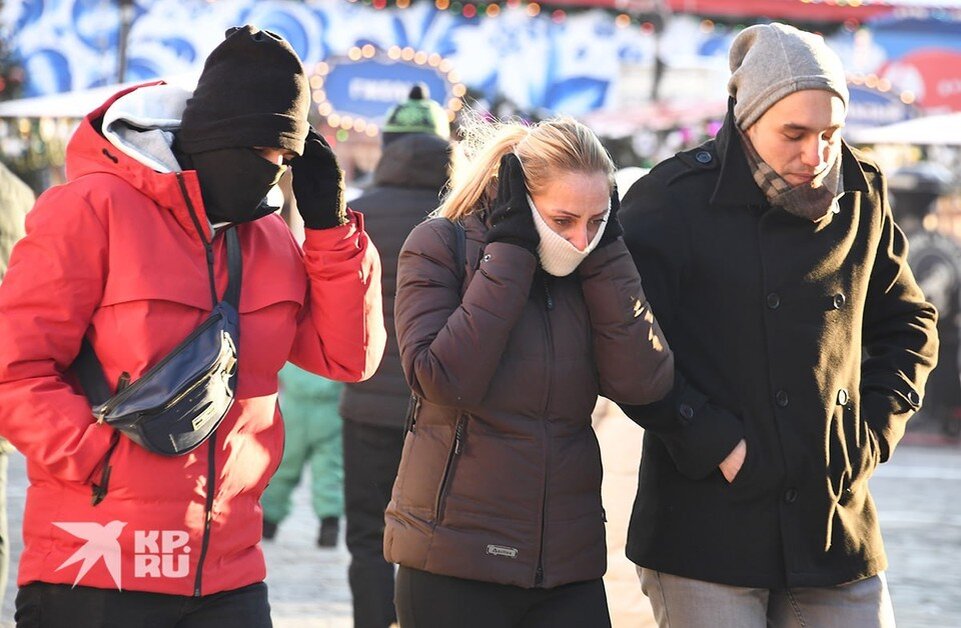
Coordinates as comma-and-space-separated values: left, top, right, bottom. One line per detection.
223, 226, 242, 309
75, 225, 242, 406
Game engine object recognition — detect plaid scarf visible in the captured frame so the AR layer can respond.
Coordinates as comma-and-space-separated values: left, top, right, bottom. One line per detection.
738, 128, 844, 223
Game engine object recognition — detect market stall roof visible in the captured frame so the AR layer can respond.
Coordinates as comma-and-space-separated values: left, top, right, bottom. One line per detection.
0, 74, 198, 119
847, 111, 961, 145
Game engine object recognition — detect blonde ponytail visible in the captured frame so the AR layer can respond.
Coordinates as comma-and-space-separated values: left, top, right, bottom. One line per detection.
437, 118, 528, 221
438, 113, 614, 221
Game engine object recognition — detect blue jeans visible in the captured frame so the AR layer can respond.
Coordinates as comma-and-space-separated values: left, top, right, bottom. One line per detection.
639, 567, 895, 628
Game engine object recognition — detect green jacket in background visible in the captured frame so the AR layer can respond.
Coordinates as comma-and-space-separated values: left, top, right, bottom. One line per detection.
280, 361, 342, 412
261, 363, 344, 523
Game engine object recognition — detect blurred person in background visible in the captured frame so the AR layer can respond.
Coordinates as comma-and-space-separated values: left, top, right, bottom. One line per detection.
888, 162, 961, 438
0, 25, 384, 626
0, 161, 34, 610
620, 23, 937, 628
384, 116, 674, 627
261, 363, 344, 547
339, 83, 452, 628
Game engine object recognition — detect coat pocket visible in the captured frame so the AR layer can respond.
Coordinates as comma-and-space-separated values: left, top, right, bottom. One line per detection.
433, 414, 467, 527
827, 405, 851, 502
842, 408, 881, 502
827, 400, 880, 504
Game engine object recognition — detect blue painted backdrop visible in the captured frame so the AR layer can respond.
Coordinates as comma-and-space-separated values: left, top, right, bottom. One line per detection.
3, 0, 961, 115
2, 0, 670, 115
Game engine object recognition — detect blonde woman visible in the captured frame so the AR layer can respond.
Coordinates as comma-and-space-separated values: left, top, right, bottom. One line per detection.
384, 117, 674, 627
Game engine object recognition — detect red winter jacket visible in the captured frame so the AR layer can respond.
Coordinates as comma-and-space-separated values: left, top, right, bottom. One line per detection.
0, 83, 385, 596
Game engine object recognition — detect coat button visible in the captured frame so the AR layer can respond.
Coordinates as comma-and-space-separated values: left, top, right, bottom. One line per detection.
482, 253, 492, 262
775, 390, 789, 407
833, 293, 846, 309
766, 293, 780, 309
907, 390, 921, 407
783, 487, 799, 503
695, 151, 713, 164
678, 403, 695, 420
837, 388, 849, 405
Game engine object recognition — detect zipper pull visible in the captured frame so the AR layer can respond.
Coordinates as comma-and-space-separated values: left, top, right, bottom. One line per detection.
91, 465, 112, 506
91, 432, 121, 506
405, 395, 421, 433
454, 420, 465, 455
543, 277, 554, 311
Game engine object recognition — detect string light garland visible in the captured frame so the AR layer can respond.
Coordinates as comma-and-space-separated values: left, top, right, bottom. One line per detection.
849, 73, 916, 105
309, 44, 466, 138
345, 0, 664, 29
345, 0, 961, 30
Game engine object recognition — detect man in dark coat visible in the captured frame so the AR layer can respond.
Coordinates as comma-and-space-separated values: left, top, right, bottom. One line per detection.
338, 84, 452, 628
619, 23, 938, 627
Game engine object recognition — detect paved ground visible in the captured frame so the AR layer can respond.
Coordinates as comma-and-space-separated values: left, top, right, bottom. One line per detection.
1, 404, 959, 627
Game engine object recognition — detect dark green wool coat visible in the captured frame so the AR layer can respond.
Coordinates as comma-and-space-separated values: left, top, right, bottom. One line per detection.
619, 104, 938, 589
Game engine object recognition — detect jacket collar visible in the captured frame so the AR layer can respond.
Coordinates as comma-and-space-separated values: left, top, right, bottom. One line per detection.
66, 82, 214, 242
710, 97, 869, 209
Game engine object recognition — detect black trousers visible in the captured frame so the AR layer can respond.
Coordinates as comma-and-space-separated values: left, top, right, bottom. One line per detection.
15, 581, 271, 628
343, 420, 405, 628
395, 566, 612, 628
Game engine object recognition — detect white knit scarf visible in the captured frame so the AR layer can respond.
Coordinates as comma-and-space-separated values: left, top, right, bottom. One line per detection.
528, 194, 609, 277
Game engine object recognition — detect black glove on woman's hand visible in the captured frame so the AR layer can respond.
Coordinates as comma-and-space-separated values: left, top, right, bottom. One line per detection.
595, 185, 624, 249
291, 128, 348, 229
484, 154, 538, 254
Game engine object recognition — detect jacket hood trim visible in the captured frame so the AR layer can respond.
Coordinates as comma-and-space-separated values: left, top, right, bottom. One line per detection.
67, 81, 212, 241
101, 82, 192, 174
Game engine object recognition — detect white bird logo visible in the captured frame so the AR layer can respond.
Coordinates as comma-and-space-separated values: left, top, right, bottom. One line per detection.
53, 521, 126, 590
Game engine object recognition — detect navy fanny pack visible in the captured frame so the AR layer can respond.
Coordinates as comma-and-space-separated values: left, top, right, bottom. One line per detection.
74, 226, 242, 458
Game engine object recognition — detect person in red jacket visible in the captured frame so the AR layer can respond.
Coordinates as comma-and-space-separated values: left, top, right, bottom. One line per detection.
0, 26, 385, 627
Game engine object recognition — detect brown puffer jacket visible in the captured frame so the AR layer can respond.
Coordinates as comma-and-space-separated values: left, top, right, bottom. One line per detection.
384, 211, 674, 589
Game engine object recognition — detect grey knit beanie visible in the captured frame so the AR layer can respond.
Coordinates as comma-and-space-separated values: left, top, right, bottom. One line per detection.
728, 23, 849, 130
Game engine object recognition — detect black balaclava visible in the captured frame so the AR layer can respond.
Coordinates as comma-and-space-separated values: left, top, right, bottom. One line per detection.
186, 147, 286, 224
177, 25, 310, 224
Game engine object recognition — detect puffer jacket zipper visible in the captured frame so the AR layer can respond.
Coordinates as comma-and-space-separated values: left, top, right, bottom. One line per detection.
90, 373, 129, 505
535, 274, 555, 586
433, 413, 467, 525
175, 173, 220, 597
193, 435, 217, 596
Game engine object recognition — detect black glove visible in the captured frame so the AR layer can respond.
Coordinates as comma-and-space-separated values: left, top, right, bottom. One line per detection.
290, 128, 348, 229
485, 154, 538, 254
596, 185, 624, 249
